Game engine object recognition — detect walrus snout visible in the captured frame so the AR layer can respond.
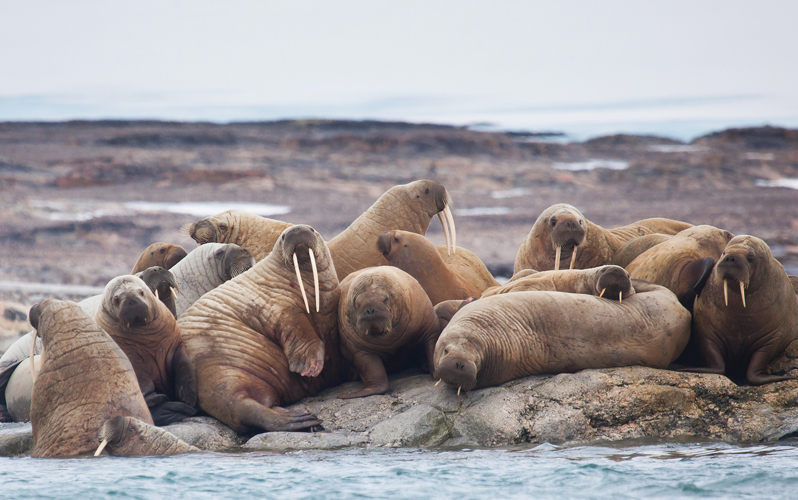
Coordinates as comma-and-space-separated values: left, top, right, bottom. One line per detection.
281, 226, 318, 259
189, 219, 218, 245
716, 253, 751, 288
434, 354, 478, 392
29, 299, 59, 330
163, 246, 188, 268
137, 266, 178, 295
118, 295, 153, 327
596, 266, 634, 301
550, 216, 586, 249
356, 300, 393, 336
223, 246, 255, 279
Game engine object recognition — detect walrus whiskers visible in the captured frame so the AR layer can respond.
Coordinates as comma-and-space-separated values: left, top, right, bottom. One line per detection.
723, 279, 729, 306
94, 439, 108, 457
554, 246, 561, 271
438, 212, 452, 256
740, 281, 746, 307
569, 246, 578, 270
293, 252, 311, 314
309, 248, 320, 313
444, 205, 457, 255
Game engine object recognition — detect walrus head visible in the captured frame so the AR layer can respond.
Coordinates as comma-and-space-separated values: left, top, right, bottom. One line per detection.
403, 180, 457, 255
595, 265, 634, 302
715, 236, 771, 307
544, 205, 586, 271
135, 266, 178, 317
102, 276, 158, 329
27, 298, 62, 383
377, 230, 403, 259
217, 244, 255, 280
349, 275, 402, 337
433, 338, 479, 393
276, 225, 325, 314
131, 242, 188, 274
183, 211, 239, 246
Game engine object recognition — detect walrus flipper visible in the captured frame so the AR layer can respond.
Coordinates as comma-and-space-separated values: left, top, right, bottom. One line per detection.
172, 344, 197, 408
675, 257, 716, 310
747, 348, 798, 385
338, 351, 389, 399
149, 400, 197, 426
279, 314, 325, 378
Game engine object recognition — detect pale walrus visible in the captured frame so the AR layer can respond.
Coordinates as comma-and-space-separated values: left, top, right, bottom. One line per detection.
514, 203, 692, 274
130, 242, 188, 274
94, 275, 197, 425
337, 267, 441, 399
94, 416, 198, 457
481, 265, 634, 301
183, 209, 292, 261
625, 225, 734, 308
689, 236, 798, 385
327, 179, 457, 281
378, 230, 481, 305
434, 280, 691, 392
179, 225, 343, 432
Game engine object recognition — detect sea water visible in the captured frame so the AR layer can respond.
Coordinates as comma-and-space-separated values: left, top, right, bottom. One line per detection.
3, 440, 798, 499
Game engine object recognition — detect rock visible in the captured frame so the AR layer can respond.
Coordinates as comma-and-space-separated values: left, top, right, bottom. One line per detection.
245, 431, 368, 451
692, 125, 798, 149
0, 422, 33, 456
368, 404, 450, 447
162, 416, 243, 451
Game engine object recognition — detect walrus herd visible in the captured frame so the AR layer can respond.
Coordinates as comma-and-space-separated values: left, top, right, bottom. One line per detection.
1, 178, 797, 458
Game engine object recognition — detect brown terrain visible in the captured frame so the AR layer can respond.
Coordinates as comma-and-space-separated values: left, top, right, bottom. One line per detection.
1, 120, 797, 326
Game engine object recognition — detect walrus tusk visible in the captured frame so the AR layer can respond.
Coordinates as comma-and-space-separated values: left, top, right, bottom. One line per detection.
171, 287, 178, 298
444, 205, 456, 255
94, 439, 108, 457
619, 291, 622, 304
155, 289, 159, 299
723, 279, 729, 306
599, 288, 606, 298
438, 212, 452, 256
740, 281, 746, 308
435, 379, 442, 387
457, 387, 461, 396
309, 248, 320, 313
554, 246, 561, 271
569, 246, 578, 270
29, 329, 38, 384
293, 252, 310, 314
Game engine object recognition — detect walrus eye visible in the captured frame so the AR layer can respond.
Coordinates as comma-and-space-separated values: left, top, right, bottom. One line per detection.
444, 348, 449, 355
383, 297, 389, 303
579, 220, 583, 226
215, 250, 224, 258
219, 225, 228, 232
159, 248, 166, 254
550, 217, 556, 227
747, 253, 754, 263
425, 188, 430, 194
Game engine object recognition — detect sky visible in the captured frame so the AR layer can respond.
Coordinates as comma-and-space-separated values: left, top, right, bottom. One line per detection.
2, 1, 797, 139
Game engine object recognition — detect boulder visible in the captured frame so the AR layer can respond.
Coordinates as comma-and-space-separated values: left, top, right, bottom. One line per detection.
162, 416, 243, 451
0, 422, 33, 457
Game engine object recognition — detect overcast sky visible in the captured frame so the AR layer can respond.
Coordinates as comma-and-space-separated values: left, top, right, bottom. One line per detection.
2, 1, 796, 137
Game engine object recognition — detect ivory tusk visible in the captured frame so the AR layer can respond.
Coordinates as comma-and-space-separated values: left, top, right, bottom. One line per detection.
94, 439, 108, 457
723, 279, 729, 307
619, 291, 622, 304
554, 246, 561, 271
171, 287, 178, 298
435, 379, 442, 387
444, 205, 457, 255
570, 246, 578, 270
309, 248, 320, 313
155, 289, 159, 299
599, 288, 606, 298
740, 281, 746, 308
457, 387, 461, 396
29, 329, 38, 384
438, 212, 452, 256
293, 252, 310, 314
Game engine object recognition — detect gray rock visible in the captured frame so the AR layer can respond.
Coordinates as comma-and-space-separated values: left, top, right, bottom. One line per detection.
0, 422, 33, 457
245, 431, 368, 451
163, 416, 243, 451
368, 404, 450, 447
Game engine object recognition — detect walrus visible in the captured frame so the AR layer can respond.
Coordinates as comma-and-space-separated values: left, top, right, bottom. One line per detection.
327, 179, 457, 280
481, 265, 634, 301
178, 224, 343, 432
135, 266, 179, 317
513, 203, 692, 273
183, 209, 292, 262
337, 267, 441, 399
433, 297, 478, 331
130, 242, 188, 274
94, 275, 196, 425
28, 299, 153, 458
625, 225, 734, 308
610, 233, 672, 269
434, 280, 691, 392
94, 416, 198, 457
378, 230, 481, 305
689, 235, 798, 385
438, 247, 499, 292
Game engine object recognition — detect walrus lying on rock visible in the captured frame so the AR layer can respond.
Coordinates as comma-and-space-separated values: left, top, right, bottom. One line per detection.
131, 242, 188, 274
95, 416, 198, 457
434, 280, 691, 392
481, 265, 633, 301
337, 267, 441, 399
378, 230, 481, 304
689, 236, 798, 385
184, 209, 292, 261
327, 179, 457, 281
179, 225, 343, 433
28, 300, 194, 458
514, 203, 692, 273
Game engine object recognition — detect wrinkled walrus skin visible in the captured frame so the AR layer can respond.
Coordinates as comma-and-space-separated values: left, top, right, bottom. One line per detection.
433, 281, 691, 391
130, 242, 188, 274
481, 265, 634, 301
185, 209, 292, 262
179, 225, 343, 433
514, 203, 693, 274
337, 267, 441, 399
690, 236, 798, 385
327, 180, 456, 281
95, 416, 197, 456
29, 300, 153, 458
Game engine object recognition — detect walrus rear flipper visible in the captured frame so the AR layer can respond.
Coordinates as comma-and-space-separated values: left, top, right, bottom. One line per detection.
675, 257, 716, 310
149, 400, 197, 426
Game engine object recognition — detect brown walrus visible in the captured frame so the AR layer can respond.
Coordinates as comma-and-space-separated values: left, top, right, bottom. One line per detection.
337, 267, 441, 399
94, 416, 198, 457
179, 224, 343, 432
433, 298, 478, 331
514, 203, 692, 274
327, 179, 457, 281
433, 280, 691, 392
625, 225, 734, 308
481, 265, 634, 301
610, 234, 672, 269
438, 247, 499, 292
378, 230, 481, 305
689, 235, 798, 385
94, 275, 196, 425
183, 209, 292, 261
135, 266, 179, 317
131, 242, 188, 274
28, 299, 152, 458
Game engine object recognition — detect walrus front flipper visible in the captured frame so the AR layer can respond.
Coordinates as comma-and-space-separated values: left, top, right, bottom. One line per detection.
675, 257, 716, 310
338, 352, 389, 399
279, 315, 325, 378
150, 400, 197, 426
237, 398, 323, 432
172, 344, 197, 408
